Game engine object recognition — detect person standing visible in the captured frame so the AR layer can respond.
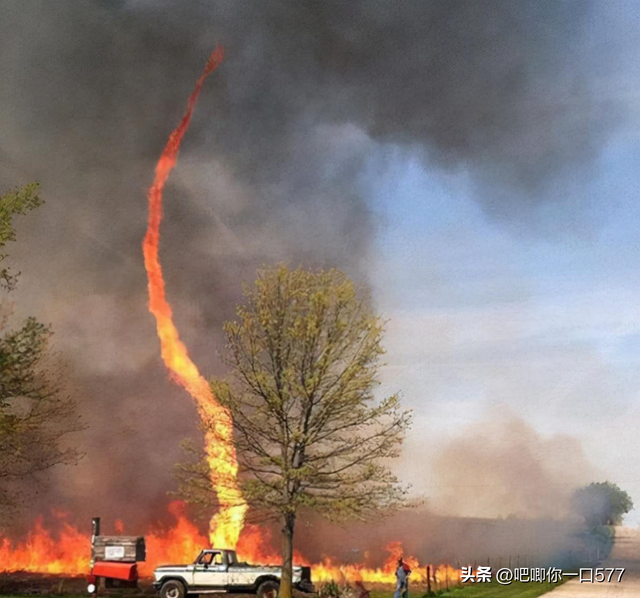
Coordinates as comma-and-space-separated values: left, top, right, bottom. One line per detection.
394, 558, 409, 598
402, 559, 411, 598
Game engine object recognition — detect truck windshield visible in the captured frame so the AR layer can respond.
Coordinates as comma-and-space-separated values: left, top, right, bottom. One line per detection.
195, 551, 223, 566
227, 551, 238, 565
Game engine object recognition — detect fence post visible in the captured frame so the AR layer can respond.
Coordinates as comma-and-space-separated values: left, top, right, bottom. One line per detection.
427, 566, 431, 595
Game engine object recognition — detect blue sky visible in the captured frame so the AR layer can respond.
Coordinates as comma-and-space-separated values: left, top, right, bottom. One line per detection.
363, 125, 640, 521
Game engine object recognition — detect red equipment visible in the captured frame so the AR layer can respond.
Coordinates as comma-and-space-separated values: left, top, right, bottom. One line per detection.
87, 518, 145, 595
91, 562, 138, 582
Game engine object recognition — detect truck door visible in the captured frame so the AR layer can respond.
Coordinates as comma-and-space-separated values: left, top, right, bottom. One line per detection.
193, 551, 228, 589
224, 550, 248, 588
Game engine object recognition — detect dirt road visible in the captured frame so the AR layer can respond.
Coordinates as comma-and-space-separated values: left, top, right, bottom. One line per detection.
546, 527, 640, 596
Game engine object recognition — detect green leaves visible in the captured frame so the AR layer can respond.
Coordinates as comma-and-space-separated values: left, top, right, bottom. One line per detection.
572, 481, 634, 527
178, 264, 411, 528
175, 265, 411, 598
0, 183, 42, 290
0, 183, 83, 525
0, 317, 51, 402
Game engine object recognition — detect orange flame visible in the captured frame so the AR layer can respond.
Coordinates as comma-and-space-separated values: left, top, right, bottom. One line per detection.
0, 502, 207, 576
141, 46, 247, 549
0, 52, 461, 589
0, 507, 459, 587
0, 514, 89, 575
309, 542, 459, 586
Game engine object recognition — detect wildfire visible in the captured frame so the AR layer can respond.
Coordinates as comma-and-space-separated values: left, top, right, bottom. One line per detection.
0, 514, 88, 575
0, 503, 206, 577
141, 46, 247, 550
1, 51, 463, 590
0, 505, 459, 587
309, 542, 459, 587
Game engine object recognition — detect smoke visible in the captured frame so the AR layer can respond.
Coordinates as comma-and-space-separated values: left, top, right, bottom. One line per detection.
293, 509, 583, 568
430, 411, 598, 520
0, 0, 624, 530
290, 412, 598, 567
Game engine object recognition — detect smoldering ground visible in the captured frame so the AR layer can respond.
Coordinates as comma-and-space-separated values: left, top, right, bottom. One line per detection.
0, 0, 628, 537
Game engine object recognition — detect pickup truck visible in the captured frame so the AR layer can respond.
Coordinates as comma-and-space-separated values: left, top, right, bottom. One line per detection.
153, 549, 315, 598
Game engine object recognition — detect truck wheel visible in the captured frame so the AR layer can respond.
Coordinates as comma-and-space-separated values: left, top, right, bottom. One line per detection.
160, 580, 186, 598
257, 580, 279, 598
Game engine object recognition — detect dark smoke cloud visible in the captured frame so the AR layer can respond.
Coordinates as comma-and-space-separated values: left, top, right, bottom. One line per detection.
0, 0, 622, 530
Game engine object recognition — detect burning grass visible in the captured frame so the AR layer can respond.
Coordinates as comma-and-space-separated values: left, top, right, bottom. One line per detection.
0, 503, 461, 588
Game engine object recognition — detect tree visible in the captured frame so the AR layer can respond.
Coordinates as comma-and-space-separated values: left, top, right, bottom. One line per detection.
0, 183, 84, 523
0, 182, 41, 290
176, 265, 411, 598
572, 482, 633, 527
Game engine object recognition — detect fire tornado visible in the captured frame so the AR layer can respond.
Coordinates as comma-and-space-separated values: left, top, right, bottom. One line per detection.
142, 47, 247, 549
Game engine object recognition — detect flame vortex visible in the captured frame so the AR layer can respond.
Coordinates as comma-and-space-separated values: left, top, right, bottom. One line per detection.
1, 52, 461, 589
142, 47, 247, 549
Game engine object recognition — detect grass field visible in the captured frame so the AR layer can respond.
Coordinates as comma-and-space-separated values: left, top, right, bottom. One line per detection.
0, 578, 568, 598
434, 579, 565, 596
369, 579, 565, 598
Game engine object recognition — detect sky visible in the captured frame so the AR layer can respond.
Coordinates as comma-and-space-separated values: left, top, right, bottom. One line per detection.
2, 0, 640, 530
369, 122, 640, 521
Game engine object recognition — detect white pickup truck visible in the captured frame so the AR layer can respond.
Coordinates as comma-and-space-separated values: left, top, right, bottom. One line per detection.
153, 549, 314, 598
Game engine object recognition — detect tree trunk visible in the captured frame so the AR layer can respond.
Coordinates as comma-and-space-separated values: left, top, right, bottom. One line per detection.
280, 513, 296, 598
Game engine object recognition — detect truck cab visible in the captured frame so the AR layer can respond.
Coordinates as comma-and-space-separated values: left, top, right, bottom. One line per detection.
153, 548, 314, 598
191, 549, 237, 587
